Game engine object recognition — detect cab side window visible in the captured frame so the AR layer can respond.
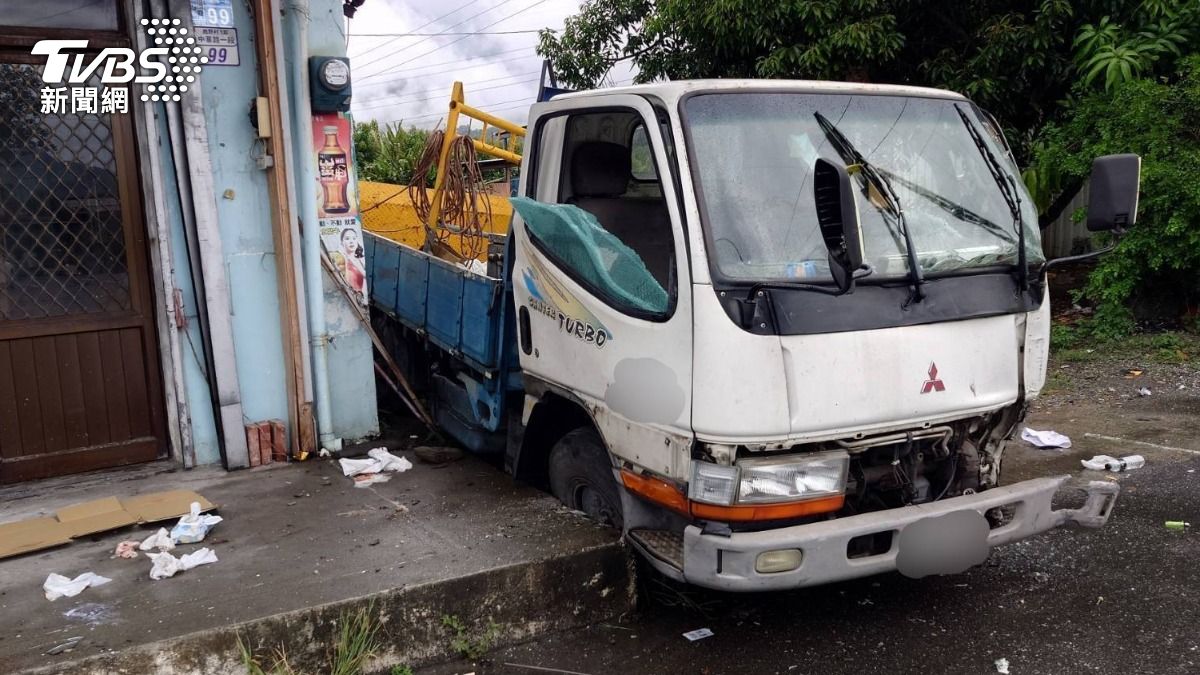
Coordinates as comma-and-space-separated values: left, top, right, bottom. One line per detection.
556, 112, 674, 292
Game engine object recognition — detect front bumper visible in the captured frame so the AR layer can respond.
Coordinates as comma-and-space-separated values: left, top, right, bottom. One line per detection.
663, 475, 1117, 591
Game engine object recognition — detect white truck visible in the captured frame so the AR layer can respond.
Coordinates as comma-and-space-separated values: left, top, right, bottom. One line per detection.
365, 80, 1140, 591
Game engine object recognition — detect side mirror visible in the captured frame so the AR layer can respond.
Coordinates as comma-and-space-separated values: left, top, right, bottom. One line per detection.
1086, 154, 1140, 232
813, 158, 865, 291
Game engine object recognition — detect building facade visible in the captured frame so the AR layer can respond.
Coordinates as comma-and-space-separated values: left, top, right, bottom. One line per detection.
0, 0, 378, 483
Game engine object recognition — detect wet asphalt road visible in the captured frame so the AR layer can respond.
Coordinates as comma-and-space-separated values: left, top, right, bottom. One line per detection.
425, 453, 1200, 675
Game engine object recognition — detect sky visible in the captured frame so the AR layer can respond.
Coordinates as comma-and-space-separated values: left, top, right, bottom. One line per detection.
346, 0, 635, 129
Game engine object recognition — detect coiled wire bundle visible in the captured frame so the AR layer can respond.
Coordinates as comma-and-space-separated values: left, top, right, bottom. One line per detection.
408, 128, 493, 262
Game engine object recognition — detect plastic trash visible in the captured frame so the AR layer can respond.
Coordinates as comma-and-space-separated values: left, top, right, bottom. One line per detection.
682, 627, 714, 642
995, 658, 1011, 674
1081, 454, 1145, 472
113, 540, 139, 559
352, 473, 392, 487
148, 547, 219, 580
43, 572, 112, 601
338, 447, 413, 478
1080, 455, 1117, 471
45, 636, 83, 655
1137, 386, 1152, 397
1021, 427, 1072, 449
1165, 521, 1191, 531
139, 527, 175, 551
170, 502, 222, 544
1106, 455, 1144, 472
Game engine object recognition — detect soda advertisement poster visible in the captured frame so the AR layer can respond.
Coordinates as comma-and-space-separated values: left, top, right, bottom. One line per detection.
312, 112, 367, 305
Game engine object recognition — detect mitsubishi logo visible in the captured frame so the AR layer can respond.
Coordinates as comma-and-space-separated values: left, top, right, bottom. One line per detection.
920, 362, 946, 394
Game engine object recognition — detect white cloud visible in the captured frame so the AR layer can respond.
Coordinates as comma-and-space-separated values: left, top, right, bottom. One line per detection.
347, 0, 586, 128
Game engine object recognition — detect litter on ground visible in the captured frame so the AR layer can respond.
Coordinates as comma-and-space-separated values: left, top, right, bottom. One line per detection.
170, 502, 223, 544
148, 547, 219, 580
45, 636, 83, 655
112, 540, 139, 559
995, 657, 1011, 674
1165, 521, 1191, 531
1138, 386, 1152, 396
139, 527, 175, 552
43, 572, 112, 601
682, 627, 714, 641
352, 473, 393, 487
1021, 427, 1072, 449
1081, 455, 1145, 472
339, 447, 413, 487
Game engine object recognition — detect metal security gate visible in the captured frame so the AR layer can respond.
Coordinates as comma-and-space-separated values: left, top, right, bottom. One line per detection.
0, 13, 167, 482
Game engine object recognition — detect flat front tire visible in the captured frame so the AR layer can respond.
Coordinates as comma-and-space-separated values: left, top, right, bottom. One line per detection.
548, 428, 623, 530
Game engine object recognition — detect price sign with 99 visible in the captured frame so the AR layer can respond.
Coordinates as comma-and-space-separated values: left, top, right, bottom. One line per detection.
191, 0, 234, 28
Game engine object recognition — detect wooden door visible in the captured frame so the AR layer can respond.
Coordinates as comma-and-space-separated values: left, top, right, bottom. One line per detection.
0, 17, 167, 482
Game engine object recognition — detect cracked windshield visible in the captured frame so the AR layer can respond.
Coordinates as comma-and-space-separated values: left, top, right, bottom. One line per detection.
685, 92, 1043, 282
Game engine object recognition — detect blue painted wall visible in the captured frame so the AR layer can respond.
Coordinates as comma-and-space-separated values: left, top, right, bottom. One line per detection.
172, 0, 376, 466
287, 0, 380, 442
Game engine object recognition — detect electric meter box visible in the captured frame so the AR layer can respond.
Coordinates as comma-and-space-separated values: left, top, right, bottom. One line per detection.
309, 56, 352, 113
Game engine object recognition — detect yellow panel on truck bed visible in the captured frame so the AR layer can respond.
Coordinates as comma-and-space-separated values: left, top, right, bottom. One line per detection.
359, 180, 512, 259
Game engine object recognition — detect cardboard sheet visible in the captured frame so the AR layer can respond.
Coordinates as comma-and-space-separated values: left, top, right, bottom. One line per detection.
0, 490, 216, 559
121, 491, 216, 523
0, 518, 73, 558
54, 497, 138, 537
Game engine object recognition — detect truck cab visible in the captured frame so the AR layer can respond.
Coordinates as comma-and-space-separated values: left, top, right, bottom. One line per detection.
367, 79, 1139, 591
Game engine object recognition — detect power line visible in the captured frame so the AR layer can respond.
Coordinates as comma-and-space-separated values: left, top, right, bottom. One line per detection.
352, 0, 478, 59
359, 0, 554, 82
355, 74, 540, 111
355, 0, 523, 74
351, 29, 547, 37
376, 96, 535, 126
356, 51, 539, 89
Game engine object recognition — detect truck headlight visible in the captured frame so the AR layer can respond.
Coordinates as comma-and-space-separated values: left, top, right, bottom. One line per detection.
688, 451, 849, 507
736, 451, 849, 504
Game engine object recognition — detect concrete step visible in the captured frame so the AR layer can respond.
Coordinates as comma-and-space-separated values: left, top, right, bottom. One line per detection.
23, 542, 633, 674
0, 454, 634, 674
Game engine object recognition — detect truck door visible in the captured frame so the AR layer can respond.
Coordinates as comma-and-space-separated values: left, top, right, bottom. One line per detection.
512, 95, 694, 480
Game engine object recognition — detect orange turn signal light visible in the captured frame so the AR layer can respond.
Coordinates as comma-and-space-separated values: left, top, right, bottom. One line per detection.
619, 469, 844, 522
690, 495, 845, 522
620, 469, 690, 516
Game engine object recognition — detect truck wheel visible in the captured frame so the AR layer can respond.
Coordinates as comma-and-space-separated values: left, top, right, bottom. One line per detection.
548, 428, 623, 530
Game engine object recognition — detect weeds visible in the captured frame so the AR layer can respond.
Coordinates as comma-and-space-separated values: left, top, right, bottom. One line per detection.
441, 614, 500, 660
237, 634, 297, 675
329, 606, 382, 675
238, 605, 381, 675
390, 666, 415, 675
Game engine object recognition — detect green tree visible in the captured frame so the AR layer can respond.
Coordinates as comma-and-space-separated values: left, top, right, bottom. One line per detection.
1032, 57, 1200, 336
538, 0, 1198, 161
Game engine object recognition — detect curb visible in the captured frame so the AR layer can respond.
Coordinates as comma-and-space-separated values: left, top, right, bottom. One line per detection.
21, 542, 635, 674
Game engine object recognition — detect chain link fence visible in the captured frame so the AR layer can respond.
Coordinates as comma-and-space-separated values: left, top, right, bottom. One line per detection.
0, 63, 130, 321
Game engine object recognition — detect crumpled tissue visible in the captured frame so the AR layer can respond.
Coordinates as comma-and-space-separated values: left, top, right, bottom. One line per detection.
44, 572, 112, 601
1021, 427, 1072, 449
139, 527, 175, 552
148, 547, 219, 580
339, 447, 413, 478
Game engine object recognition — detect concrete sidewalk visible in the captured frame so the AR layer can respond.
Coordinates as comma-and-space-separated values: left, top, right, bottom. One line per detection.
0, 450, 631, 674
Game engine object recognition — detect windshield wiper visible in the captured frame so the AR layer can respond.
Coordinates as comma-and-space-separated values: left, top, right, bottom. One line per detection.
954, 104, 1028, 293
874, 168, 1016, 244
814, 111, 924, 304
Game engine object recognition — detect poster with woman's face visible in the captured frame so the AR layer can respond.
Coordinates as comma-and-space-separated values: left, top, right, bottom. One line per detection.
320, 217, 367, 305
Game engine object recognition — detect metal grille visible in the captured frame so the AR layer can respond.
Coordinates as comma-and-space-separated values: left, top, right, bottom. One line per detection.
0, 64, 130, 321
